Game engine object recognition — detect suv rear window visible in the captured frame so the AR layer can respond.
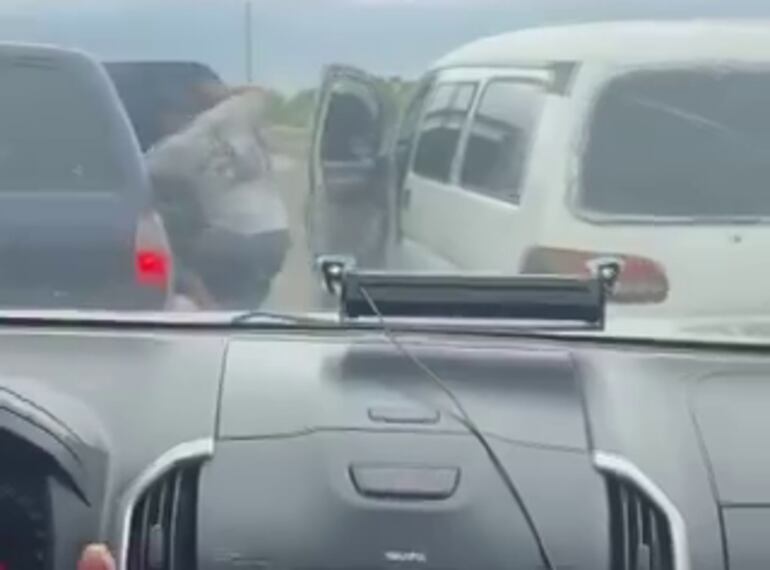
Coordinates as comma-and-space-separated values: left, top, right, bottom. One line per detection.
581, 69, 770, 218
106, 61, 225, 151
0, 60, 125, 192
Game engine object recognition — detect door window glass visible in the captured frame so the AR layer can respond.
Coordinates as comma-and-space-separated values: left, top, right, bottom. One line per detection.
412, 82, 477, 182
395, 80, 432, 187
459, 79, 545, 203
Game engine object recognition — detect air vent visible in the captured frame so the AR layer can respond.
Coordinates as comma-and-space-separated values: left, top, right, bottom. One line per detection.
607, 476, 674, 570
127, 463, 200, 570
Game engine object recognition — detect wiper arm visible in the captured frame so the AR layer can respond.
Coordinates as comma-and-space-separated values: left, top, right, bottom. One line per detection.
229, 309, 338, 327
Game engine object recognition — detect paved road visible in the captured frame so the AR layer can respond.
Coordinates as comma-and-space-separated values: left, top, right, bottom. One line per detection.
168, 154, 320, 313
263, 153, 326, 312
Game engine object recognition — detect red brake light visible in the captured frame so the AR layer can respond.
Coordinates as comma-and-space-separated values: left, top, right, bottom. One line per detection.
135, 250, 169, 287
521, 246, 669, 304
135, 211, 173, 290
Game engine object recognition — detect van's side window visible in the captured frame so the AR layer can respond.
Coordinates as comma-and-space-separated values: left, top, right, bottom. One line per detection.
459, 79, 545, 202
395, 80, 432, 188
412, 82, 477, 182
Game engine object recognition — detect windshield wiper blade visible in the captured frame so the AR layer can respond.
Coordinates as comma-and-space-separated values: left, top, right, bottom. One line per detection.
319, 262, 612, 330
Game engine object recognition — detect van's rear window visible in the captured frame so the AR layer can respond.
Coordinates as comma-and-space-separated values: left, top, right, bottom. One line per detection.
580, 69, 770, 218
0, 61, 124, 192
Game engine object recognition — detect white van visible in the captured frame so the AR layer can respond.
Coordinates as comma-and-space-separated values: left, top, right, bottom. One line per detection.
309, 22, 770, 319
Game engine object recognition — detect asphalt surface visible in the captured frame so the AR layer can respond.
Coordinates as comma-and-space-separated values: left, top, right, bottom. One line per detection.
262, 153, 325, 312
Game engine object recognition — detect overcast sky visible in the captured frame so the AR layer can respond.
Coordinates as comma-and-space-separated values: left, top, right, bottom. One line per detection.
1, 0, 770, 90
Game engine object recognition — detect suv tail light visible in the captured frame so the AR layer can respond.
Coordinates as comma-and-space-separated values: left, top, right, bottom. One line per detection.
521, 246, 668, 304
135, 211, 173, 292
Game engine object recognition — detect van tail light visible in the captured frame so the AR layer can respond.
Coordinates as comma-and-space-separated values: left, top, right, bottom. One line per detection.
135, 211, 173, 292
521, 246, 669, 304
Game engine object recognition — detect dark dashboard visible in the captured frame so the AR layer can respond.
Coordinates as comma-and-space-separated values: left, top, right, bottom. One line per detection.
1, 324, 768, 570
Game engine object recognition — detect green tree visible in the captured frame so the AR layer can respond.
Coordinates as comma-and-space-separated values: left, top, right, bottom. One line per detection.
260, 74, 419, 129
280, 88, 317, 127
261, 88, 288, 124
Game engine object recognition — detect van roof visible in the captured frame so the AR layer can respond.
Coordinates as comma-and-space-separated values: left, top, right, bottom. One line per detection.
434, 20, 770, 69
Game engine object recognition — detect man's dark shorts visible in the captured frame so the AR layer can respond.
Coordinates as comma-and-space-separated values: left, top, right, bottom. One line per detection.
190, 228, 290, 309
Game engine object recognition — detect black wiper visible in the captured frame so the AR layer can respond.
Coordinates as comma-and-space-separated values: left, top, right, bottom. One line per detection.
319, 259, 614, 330
229, 309, 338, 327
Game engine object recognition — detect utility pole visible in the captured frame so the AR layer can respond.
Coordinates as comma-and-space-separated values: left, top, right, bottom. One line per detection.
244, 0, 253, 83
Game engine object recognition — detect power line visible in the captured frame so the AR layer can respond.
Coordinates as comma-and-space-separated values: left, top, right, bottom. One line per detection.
244, 0, 253, 83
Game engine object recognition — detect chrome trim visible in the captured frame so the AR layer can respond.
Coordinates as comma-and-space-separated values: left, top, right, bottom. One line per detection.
594, 451, 691, 570
116, 438, 214, 570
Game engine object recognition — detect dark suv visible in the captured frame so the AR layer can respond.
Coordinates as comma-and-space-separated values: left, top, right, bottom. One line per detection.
0, 44, 173, 309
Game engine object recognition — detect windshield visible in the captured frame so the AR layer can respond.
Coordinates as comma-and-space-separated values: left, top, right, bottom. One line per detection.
4, 1, 770, 343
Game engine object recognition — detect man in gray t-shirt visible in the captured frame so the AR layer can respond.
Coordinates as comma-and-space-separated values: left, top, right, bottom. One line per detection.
148, 89, 290, 309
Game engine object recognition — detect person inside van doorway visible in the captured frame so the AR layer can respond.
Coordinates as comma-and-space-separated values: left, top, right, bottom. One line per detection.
148, 86, 290, 310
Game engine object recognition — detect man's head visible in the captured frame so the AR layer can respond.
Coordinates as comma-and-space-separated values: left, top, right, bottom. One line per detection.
196, 78, 231, 109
